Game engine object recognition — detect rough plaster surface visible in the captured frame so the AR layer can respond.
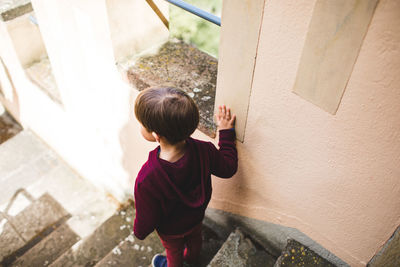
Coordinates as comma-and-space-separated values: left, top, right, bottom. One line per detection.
209, 0, 400, 266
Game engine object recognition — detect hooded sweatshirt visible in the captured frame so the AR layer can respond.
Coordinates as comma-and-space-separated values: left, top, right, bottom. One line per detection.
133, 129, 237, 240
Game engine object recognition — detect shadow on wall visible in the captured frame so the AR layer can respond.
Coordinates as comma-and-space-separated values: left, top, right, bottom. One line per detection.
118, 89, 139, 190
0, 57, 20, 121
118, 87, 159, 196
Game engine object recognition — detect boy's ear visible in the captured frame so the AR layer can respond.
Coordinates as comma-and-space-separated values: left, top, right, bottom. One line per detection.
152, 132, 161, 143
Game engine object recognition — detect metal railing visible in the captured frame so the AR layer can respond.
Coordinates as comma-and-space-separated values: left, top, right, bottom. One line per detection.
165, 0, 221, 26
146, 0, 221, 28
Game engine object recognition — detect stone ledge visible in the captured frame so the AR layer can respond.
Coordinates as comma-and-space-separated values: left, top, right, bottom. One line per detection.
125, 40, 218, 138
209, 228, 276, 267
368, 225, 400, 267
0, 0, 32, 22
274, 239, 337, 267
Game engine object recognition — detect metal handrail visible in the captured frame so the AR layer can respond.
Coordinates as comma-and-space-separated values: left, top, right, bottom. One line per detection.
165, 0, 221, 26
146, 0, 169, 29
29, 14, 38, 26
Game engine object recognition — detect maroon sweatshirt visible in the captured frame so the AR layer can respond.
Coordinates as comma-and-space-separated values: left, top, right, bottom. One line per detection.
133, 129, 237, 240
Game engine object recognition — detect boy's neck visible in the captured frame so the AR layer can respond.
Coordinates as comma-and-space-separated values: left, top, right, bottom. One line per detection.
158, 139, 187, 163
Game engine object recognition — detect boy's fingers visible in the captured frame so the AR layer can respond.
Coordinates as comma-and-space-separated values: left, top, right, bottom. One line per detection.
230, 114, 236, 124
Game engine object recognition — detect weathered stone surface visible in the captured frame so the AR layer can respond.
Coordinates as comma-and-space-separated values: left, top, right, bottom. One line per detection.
96, 223, 224, 267
209, 228, 276, 267
49, 206, 134, 267
126, 40, 217, 137
198, 224, 224, 267
0, 130, 56, 204
11, 223, 80, 267
368, 226, 400, 267
0, 213, 25, 263
27, 161, 118, 239
205, 208, 348, 266
95, 231, 163, 267
9, 193, 69, 241
274, 239, 336, 267
0, 107, 22, 144
0, 0, 32, 21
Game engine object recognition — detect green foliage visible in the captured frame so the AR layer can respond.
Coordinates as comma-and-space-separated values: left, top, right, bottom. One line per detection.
169, 0, 222, 58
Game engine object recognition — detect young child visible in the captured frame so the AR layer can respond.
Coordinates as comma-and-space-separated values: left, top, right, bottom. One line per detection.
133, 87, 237, 267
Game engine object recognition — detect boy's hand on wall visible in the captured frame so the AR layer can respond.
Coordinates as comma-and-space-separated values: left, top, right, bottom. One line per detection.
215, 105, 236, 131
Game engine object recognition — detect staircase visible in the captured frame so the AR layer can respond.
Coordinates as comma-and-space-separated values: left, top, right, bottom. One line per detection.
0, 191, 276, 267
0, 189, 336, 267
0, 124, 338, 267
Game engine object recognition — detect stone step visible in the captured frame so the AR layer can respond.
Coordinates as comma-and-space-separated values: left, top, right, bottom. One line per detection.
0, 130, 59, 205
10, 223, 80, 267
0, 129, 119, 241
0, 193, 70, 264
96, 223, 225, 267
8, 193, 69, 242
0, 105, 22, 145
198, 224, 225, 267
0, 212, 25, 263
273, 239, 336, 267
95, 231, 163, 267
49, 205, 134, 267
208, 228, 276, 267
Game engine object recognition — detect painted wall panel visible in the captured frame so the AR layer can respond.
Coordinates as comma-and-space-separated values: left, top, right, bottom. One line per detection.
293, 0, 379, 114
216, 0, 265, 142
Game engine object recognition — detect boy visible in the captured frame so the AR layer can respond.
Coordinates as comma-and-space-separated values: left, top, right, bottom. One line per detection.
133, 87, 237, 267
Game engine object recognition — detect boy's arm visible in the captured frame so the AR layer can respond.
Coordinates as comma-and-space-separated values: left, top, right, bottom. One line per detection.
210, 105, 238, 178
133, 179, 161, 240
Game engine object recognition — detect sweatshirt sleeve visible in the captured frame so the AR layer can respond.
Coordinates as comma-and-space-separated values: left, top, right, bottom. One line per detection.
209, 129, 238, 178
133, 177, 161, 240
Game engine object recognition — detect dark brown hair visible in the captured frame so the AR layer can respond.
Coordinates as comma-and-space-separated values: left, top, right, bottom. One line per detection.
134, 87, 199, 144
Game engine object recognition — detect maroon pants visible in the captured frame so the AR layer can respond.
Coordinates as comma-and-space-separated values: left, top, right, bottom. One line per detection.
157, 223, 202, 267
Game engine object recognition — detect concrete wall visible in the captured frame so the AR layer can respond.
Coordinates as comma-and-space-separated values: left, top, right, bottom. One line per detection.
0, 0, 399, 266
0, 0, 169, 201
210, 0, 400, 266
6, 13, 47, 67
106, 0, 168, 62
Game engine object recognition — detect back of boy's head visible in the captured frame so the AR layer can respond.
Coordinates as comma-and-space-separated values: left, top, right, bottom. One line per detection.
135, 87, 199, 144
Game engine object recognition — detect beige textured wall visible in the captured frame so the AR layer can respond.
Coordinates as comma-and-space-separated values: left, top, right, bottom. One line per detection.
210, 0, 400, 266
6, 13, 48, 67
106, 0, 168, 62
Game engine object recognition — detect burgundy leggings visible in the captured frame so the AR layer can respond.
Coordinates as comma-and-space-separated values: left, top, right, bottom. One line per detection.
157, 223, 203, 267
